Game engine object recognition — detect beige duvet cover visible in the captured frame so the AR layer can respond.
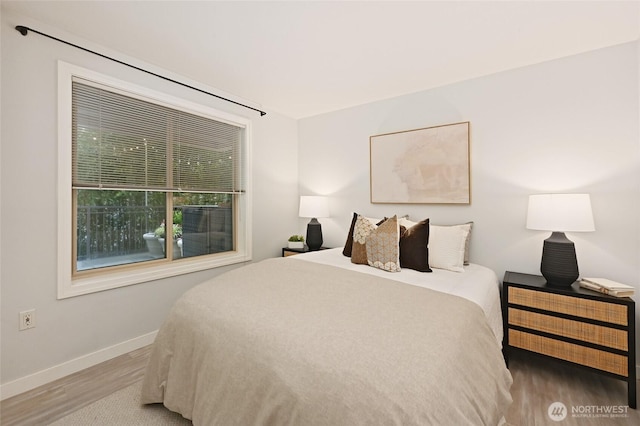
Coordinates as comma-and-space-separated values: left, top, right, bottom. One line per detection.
141, 257, 512, 425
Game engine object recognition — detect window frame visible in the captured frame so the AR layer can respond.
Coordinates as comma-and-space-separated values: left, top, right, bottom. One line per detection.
57, 61, 252, 299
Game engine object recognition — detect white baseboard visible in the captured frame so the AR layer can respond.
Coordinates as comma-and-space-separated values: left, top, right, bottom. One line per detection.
0, 330, 157, 401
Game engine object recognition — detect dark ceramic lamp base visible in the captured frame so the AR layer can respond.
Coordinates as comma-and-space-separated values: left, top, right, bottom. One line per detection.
540, 232, 579, 287
306, 218, 323, 251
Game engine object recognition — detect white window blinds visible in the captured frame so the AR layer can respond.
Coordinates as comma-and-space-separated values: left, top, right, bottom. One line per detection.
72, 79, 244, 193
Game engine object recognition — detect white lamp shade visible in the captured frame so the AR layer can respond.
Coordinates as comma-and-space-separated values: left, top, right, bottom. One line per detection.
526, 194, 595, 232
299, 196, 329, 218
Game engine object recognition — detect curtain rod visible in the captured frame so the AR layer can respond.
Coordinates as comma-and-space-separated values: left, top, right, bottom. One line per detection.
15, 25, 267, 117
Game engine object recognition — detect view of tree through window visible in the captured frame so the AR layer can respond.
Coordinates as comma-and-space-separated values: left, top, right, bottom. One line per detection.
72, 78, 242, 274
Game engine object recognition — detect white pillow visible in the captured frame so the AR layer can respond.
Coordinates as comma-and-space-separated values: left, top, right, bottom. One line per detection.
433, 222, 473, 265
429, 224, 470, 272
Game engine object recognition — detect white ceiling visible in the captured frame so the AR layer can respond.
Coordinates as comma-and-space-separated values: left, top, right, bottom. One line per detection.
3, 1, 639, 118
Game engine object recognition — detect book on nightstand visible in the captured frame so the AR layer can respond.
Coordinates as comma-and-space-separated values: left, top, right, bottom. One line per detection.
579, 277, 635, 298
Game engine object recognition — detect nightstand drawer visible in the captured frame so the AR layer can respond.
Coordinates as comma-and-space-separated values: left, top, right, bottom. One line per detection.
508, 308, 628, 351
508, 287, 628, 326
509, 329, 628, 377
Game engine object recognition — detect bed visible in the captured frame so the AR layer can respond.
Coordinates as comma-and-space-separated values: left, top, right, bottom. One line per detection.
141, 235, 513, 425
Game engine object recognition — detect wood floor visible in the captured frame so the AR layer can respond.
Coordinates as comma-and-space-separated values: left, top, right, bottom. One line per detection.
506, 351, 640, 425
1, 346, 639, 425
0, 346, 151, 426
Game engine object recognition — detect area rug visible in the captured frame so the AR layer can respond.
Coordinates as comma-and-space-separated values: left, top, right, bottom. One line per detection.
50, 380, 191, 425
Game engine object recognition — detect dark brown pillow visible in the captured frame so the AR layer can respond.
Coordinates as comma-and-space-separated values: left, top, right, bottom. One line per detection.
399, 218, 432, 272
342, 212, 359, 257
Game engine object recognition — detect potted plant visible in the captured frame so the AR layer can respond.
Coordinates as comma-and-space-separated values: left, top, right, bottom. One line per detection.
143, 231, 163, 256
172, 210, 184, 257
155, 220, 183, 258
288, 235, 305, 249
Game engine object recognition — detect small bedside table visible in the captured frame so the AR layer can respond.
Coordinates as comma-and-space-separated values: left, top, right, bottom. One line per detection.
502, 271, 636, 409
282, 246, 329, 257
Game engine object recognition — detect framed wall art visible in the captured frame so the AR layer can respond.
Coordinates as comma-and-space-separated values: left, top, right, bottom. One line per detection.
370, 121, 470, 204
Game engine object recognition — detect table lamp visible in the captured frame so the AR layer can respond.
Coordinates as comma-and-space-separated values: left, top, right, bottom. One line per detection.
526, 194, 595, 286
299, 196, 329, 251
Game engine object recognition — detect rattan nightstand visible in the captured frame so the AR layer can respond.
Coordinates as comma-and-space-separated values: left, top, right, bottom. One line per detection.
502, 271, 636, 408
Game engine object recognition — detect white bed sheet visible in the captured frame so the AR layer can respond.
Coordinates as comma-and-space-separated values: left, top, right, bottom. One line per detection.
292, 247, 504, 345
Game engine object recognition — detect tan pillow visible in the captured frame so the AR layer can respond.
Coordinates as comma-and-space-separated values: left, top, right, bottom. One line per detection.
366, 216, 400, 272
398, 217, 417, 229
351, 215, 378, 265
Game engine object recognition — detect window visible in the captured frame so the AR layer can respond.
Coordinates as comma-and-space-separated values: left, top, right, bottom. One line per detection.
58, 62, 251, 298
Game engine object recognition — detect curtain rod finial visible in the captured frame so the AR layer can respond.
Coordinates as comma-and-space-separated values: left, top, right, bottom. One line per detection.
16, 26, 29, 36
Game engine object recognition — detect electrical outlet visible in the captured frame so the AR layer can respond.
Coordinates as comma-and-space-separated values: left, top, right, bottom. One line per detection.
19, 309, 36, 331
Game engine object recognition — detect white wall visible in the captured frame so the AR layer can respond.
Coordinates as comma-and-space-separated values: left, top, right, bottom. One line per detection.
299, 42, 640, 357
0, 11, 299, 393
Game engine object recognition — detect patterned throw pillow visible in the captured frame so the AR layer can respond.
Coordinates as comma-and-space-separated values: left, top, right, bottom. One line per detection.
351, 215, 378, 265
366, 216, 401, 272
344, 213, 384, 257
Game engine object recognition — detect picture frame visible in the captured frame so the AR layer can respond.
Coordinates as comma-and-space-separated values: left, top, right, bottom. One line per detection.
370, 121, 470, 204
